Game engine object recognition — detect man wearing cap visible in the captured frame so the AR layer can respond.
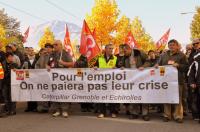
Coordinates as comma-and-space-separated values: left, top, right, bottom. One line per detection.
47, 40, 74, 118
5, 45, 21, 67
9, 43, 25, 67
188, 39, 200, 65
187, 38, 200, 121
2, 52, 18, 115
35, 43, 53, 69
188, 39, 200, 123
156, 39, 188, 123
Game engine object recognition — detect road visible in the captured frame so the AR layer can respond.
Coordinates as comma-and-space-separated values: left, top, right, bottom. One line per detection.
0, 103, 199, 132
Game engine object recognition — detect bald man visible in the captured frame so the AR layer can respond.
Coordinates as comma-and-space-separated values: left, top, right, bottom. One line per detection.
47, 40, 73, 118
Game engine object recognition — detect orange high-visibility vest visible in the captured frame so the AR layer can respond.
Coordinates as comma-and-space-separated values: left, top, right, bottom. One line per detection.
0, 62, 4, 79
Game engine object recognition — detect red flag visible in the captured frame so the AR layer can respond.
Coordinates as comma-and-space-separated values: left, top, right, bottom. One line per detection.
80, 20, 100, 61
92, 28, 102, 52
92, 28, 96, 40
23, 26, 30, 43
63, 24, 75, 60
156, 29, 170, 50
125, 31, 140, 49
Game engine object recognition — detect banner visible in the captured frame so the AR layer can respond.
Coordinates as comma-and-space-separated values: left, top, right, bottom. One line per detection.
11, 66, 179, 103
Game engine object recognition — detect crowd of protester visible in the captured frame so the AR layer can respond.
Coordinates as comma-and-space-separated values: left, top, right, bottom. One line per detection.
0, 38, 199, 124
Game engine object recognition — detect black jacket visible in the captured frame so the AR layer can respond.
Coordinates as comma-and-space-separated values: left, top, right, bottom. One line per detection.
116, 54, 125, 68
2, 61, 18, 83
188, 51, 200, 85
188, 48, 198, 65
22, 54, 40, 69
74, 55, 88, 68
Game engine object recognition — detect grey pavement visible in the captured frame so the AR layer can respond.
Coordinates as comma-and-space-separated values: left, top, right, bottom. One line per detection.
0, 103, 200, 132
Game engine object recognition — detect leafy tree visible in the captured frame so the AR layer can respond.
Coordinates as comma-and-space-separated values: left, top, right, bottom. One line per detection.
86, 0, 120, 46
114, 15, 130, 46
131, 17, 155, 52
0, 9, 23, 48
191, 7, 200, 39
38, 27, 55, 48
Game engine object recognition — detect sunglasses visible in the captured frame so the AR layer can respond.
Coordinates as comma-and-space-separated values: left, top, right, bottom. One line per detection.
192, 42, 199, 45
46, 46, 53, 48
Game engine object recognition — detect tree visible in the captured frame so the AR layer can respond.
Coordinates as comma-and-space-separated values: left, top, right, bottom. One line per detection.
131, 17, 155, 52
38, 27, 55, 48
86, 1, 156, 52
114, 15, 130, 46
191, 7, 200, 39
0, 9, 23, 48
0, 24, 6, 42
86, 0, 120, 46
0, 24, 6, 50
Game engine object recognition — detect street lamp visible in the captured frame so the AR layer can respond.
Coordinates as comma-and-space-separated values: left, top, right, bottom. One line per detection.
180, 12, 195, 15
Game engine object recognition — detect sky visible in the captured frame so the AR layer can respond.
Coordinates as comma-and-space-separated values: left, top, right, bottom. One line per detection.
0, 0, 199, 47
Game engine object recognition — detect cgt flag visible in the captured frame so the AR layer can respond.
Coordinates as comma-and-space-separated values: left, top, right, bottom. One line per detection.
125, 31, 140, 49
156, 28, 171, 51
22, 26, 30, 43
63, 24, 75, 61
92, 28, 96, 40
80, 20, 100, 62
92, 28, 102, 51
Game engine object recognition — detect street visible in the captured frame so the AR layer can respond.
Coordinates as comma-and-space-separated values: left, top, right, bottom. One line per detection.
0, 103, 200, 132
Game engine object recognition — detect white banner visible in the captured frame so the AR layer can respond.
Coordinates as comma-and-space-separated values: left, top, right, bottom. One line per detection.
11, 66, 179, 103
